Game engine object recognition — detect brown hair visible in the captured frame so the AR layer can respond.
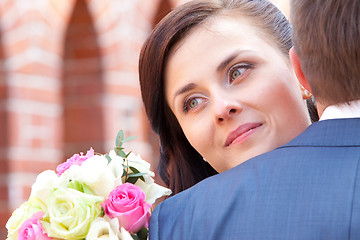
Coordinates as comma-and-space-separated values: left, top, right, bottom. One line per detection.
139, 0, 303, 195
291, 0, 360, 105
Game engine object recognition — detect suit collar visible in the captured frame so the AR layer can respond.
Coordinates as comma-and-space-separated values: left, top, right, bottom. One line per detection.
279, 118, 360, 148
320, 100, 360, 120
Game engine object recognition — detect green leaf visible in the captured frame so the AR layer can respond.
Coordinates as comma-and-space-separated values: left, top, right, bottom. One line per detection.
126, 173, 146, 184
122, 135, 137, 143
114, 146, 126, 158
105, 153, 112, 164
126, 177, 138, 184
118, 151, 127, 158
116, 130, 124, 147
67, 180, 93, 194
100, 207, 105, 217
119, 130, 124, 140
131, 234, 140, 240
136, 227, 148, 240
125, 151, 132, 158
114, 146, 124, 152
129, 166, 140, 173
127, 172, 147, 178
129, 166, 145, 181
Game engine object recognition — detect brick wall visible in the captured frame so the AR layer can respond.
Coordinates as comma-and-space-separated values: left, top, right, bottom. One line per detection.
0, 0, 288, 238
0, 0, 172, 237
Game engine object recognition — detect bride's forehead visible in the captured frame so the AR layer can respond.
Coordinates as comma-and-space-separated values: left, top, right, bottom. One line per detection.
200, 15, 258, 32
184, 17, 272, 48
174, 19, 268, 54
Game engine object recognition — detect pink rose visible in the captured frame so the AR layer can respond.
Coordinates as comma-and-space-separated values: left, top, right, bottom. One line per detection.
18, 211, 52, 240
56, 148, 94, 176
102, 183, 151, 233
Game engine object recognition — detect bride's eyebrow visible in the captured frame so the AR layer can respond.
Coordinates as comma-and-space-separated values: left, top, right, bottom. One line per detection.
173, 83, 197, 106
217, 51, 241, 72
217, 50, 255, 72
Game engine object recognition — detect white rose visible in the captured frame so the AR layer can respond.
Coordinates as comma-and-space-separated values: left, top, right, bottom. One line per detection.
123, 153, 154, 183
86, 216, 133, 240
30, 170, 60, 204
121, 153, 171, 204
119, 227, 133, 240
135, 177, 172, 205
107, 150, 124, 186
42, 187, 103, 239
86, 216, 120, 240
60, 155, 115, 198
6, 234, 16, 240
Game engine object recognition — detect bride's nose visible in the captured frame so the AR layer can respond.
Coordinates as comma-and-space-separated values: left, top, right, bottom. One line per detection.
213, 93, 242, 124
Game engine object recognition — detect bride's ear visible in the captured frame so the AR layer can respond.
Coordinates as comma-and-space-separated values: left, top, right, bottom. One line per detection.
289, 47, 312, 95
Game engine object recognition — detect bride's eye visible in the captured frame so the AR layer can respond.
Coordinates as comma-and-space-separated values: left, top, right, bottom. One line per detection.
183, 96, 205, 113
229, 64, 252, 84
189, 99, 199, 108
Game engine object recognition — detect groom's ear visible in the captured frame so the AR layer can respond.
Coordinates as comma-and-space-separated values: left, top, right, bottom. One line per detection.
289, 47, 312, 93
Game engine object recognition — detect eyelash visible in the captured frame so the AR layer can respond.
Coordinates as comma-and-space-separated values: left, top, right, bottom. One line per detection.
182, 96, 205, 113
228, 63, 253, 84
181, 63, 253, 113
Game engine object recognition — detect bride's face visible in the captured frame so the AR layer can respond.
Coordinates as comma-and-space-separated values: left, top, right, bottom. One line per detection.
165, 16, 311, 172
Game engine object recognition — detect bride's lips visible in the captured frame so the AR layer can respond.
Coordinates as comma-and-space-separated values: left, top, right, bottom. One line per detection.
225, 122, 263, 147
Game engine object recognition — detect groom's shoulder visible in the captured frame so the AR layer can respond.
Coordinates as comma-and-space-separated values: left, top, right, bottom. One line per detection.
152, 171, 229, 217
155, 176, 214, 211
154, 118, 360, 214
156, 160, 259, 209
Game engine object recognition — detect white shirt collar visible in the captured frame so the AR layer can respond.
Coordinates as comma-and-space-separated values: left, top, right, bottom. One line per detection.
320, 100, 360, 121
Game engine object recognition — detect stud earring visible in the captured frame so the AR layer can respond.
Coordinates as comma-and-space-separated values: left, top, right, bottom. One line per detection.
303, 89, 312, 99
203, 157, 207, 162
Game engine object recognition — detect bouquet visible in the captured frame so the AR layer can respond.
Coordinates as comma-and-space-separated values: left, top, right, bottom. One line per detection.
6, 130, 171, 240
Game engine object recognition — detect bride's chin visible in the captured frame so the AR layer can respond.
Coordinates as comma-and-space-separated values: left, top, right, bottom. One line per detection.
216, 159, 245, 173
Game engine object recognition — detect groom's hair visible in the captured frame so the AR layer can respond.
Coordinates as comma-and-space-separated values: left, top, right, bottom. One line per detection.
291, 0, 360, 105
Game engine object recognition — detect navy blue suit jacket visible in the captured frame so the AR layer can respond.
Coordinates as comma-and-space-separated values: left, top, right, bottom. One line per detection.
149, 118, 360, 240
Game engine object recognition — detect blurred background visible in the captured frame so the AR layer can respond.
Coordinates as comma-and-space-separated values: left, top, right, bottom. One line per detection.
0, 0, 289, 237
